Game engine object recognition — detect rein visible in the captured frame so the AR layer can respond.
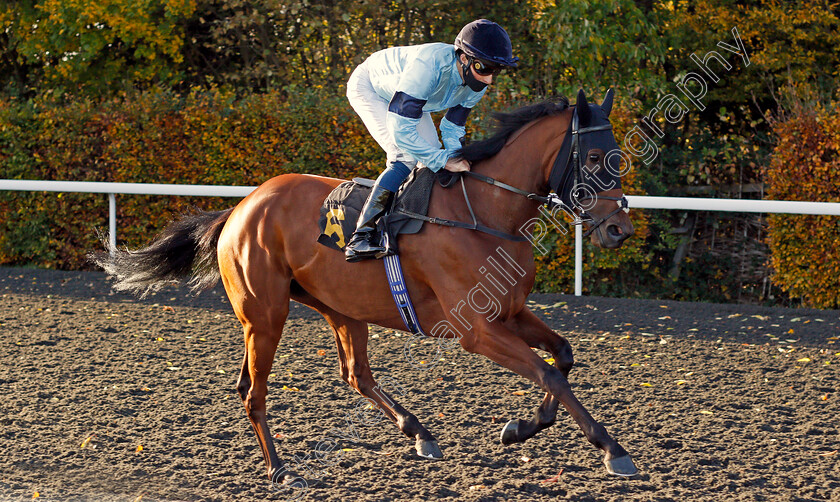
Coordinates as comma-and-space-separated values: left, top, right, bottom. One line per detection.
396, 174, 530, 242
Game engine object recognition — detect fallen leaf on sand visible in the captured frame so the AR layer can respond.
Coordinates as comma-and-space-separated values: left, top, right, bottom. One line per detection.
512, 390, 528, 396
699, 410, 714, 415
818, 450, 837, 456
541, 468, 564, 483
136, 445, 143, 453
81, 435, 93, 448
317, 349, 326, 356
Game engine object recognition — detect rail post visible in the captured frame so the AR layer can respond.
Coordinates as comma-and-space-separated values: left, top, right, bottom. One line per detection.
108, 193, 116, 255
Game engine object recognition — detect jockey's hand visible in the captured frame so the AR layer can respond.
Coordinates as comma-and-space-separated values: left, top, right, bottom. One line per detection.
444, 158, 471, 172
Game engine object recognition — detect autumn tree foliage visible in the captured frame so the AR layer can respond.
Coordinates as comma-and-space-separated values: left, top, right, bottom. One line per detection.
764, 94, 840, 308
1, 0, 839, 304
0, 88, 383, 268
1, 0, 197, 95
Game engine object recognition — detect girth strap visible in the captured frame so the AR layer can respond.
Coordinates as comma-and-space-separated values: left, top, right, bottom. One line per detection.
383, 254, 427, 335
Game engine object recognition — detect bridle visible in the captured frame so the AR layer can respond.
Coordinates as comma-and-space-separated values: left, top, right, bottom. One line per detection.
556, 110, 629, 237
461, 106, 629, 239
396, 106, 630, 243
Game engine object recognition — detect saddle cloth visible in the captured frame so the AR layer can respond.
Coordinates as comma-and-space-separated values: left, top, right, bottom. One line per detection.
317, 167, 453, 254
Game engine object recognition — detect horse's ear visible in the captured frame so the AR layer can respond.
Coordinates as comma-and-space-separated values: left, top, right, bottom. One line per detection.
601, 88, 614, 117
576, 88, 591, 125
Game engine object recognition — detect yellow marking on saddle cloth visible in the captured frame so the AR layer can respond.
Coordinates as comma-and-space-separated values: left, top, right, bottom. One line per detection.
324, 208, 346, 248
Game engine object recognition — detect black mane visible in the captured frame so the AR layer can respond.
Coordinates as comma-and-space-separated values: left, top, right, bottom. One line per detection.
458, 96, 570, 163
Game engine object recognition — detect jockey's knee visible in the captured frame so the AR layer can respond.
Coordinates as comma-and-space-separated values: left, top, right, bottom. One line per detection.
375, 160, 413, 192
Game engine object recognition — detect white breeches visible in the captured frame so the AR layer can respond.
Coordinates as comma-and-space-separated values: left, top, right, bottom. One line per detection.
346, 62, 441, 167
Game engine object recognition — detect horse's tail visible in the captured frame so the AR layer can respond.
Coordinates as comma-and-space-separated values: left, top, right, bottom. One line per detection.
89, 208, 234, 298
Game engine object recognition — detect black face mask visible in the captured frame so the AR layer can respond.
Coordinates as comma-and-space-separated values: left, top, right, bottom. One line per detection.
460, 58, 488, 92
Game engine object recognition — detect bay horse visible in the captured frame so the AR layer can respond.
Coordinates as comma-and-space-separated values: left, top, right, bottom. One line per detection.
92, 89, 639, 488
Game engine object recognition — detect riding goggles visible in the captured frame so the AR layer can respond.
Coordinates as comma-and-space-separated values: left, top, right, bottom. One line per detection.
470, 57, 504, 77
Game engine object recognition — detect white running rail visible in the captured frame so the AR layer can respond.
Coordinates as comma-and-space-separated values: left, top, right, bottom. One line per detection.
0, 180, 255, 253
2, 180, 839, 296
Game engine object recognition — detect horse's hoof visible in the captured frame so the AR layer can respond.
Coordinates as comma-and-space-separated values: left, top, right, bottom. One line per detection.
500, 419, 519, 445
415, 439, 443, 460
271, 467, 307, 485
604, 454, 638, 477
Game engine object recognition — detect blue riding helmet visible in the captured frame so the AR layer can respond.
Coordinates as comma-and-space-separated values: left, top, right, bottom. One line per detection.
454, 19, 519, 67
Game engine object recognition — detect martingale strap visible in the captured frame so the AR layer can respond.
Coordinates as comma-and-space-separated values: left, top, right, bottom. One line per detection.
396, 209, 530, 242
383, 254, 427, 335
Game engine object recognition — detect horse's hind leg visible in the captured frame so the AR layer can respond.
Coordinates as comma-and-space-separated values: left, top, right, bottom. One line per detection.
238, 302, 295, 483
221, 260, 300, 486
500, 308, 572, 445
300, 298, 442, 459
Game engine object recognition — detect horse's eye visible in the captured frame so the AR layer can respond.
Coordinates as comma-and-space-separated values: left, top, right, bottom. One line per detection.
589, 154, 600, 163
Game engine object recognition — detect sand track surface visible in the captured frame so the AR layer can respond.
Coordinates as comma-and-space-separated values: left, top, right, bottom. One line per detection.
1, 267, 838, 501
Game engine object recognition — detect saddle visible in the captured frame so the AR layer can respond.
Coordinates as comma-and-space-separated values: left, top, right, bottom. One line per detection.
317, 167, 459, 256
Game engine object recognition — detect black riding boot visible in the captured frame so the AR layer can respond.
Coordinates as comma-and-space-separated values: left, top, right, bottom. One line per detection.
344, 184, 394, 262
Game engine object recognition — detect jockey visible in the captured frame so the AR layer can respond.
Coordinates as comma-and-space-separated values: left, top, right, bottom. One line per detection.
344, 19, 519, 262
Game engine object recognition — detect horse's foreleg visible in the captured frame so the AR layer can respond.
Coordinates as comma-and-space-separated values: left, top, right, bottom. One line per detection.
501, 308, 572, 445
461, 322, 637, 476
320, 310, 443, 460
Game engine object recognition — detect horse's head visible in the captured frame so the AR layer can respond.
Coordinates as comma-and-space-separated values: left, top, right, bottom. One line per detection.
553, 89, 634, 249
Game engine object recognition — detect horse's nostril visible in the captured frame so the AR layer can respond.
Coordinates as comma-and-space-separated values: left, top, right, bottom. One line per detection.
607, 225, 623, 238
